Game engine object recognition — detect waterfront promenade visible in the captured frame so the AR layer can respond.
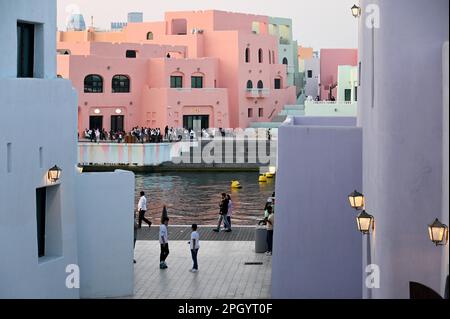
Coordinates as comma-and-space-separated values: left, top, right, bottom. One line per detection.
131, 226, 271, 299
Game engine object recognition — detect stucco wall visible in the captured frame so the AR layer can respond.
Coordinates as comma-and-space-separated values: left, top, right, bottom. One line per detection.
75, 170, 135, 298
0, 78, 79, 299
359, 0, 449, 299
272, 117, 362, 299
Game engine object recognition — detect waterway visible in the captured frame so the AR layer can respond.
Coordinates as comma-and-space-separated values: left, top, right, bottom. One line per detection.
135, 172, 275, 225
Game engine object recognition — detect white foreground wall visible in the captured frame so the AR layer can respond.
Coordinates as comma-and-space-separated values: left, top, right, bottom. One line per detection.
358, 0, 449, 298
0, 78, 79, 299
75, 170, 135, 298
272, 116, 362, 298
441, 42, 449, 296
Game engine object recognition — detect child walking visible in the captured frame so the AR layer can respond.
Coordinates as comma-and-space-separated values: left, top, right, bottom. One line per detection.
189, 224, 200, 272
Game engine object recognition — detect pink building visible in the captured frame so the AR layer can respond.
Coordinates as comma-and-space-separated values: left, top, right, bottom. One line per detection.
57, 10, 297, 134
319, 48, 358, 100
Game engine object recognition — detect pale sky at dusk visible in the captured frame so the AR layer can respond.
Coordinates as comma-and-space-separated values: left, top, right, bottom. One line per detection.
56, 0, 358, 50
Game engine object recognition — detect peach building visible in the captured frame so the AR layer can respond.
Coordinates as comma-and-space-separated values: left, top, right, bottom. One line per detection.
57, 10, 297, 134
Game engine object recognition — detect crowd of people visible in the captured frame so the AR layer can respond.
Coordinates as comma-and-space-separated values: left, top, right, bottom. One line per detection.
81, 126, 224, 144
79, 126, 271, 143
133, 190, 276, 271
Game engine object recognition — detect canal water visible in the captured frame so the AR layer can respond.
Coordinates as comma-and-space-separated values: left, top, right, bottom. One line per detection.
135, 172, 275, 225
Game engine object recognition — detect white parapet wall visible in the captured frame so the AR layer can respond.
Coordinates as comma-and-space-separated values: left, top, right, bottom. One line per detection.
78, 142, 179, 166
272, 116, 362, 299
75, 170, 135, 298
304, 101, 357, 117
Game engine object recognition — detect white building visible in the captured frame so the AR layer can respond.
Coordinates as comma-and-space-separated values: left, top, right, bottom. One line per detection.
304, 53, 320, 99
0, 0, 134, 299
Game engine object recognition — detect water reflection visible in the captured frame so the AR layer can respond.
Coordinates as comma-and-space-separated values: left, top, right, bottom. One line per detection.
135, 172, 275, 225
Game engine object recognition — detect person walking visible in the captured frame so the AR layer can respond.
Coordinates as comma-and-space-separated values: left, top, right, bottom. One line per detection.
189, 224, 200, 272
213, 193, 230, 232
159, 217, 170, 269
226, 194, 233, 232
137, 191, 152, 229
265, 206, 274, 256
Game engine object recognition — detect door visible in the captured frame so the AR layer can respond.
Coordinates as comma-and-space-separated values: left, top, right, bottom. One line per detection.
344, 89, 352, 102
183, 115, 209, 132
89, 116, 103, 130
111, 115, 124, 132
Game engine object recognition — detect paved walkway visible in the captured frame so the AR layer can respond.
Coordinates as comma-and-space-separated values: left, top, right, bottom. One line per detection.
137, 225, 257, 241
132, 241, 272, 299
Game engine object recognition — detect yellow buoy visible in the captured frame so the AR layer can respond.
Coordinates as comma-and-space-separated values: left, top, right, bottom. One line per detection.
231, 180, 242, 189
264, 173, 274, 178
259, 174, 267, 183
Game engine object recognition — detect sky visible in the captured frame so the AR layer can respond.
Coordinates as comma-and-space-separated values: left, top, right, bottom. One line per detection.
57, 0, 358, 50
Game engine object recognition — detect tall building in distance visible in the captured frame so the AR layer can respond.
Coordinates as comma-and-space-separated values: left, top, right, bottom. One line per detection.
66, 13, 86, 31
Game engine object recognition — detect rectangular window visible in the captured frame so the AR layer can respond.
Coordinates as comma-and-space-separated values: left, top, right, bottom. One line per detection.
307, 70, 313, 78
248, 108, 253, 118
274, 78, 281, 90
126, 50, 137, 58
354, 86, 358, 101
17, 22, 35, 78
344, 89, 352, 102
7, 143, 12, 173
258, 108, 264, 117
191, 76, 203, 88
170, 76, 183, 88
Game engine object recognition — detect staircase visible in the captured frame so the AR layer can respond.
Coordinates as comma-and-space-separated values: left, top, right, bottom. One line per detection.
249, 104, 305, 129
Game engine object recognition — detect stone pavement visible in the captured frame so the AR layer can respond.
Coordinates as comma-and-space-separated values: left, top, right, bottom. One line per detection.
132, 240, 272, 299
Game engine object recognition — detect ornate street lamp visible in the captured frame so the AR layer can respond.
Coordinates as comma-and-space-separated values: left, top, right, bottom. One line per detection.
48, 165, 62, 182
356, 210, 374, 234
351, 4, 362, 18
348, 190, 365, 210
428, 218, 448, 246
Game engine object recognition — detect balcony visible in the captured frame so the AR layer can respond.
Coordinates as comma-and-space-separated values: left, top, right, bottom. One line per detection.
245, 88, 270, 98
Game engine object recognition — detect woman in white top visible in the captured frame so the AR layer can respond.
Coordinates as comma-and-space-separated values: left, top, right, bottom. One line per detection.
190, 224, 200, 272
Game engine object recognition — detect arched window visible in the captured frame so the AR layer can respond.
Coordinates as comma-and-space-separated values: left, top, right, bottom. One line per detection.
282, 57, 288, 65
272, 51, 275, 64
245, 48, 250, 63
146, 32, 154, 40
257, 80, 264, 89
112, 75, 130, 93
258, 49, 263, 63
84, 74, 103, 93
246, 80, 253, 89
268, 50, 271, 64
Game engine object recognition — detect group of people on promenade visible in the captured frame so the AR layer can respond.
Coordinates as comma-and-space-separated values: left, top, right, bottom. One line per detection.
82, 128, 126, 143
134, 190, 275, 271
80, 126, 276, 144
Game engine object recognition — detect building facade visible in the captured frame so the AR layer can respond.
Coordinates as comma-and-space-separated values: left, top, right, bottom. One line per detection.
57, 10, 297, 135
0, 0, 134, 299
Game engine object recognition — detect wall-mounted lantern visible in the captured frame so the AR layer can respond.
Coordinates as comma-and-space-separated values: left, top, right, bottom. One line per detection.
351, 4, 362, 18
428, 218, 448, 246
356, 210, 374, 234
48, 165, 62, 183
348, 190, 365, 210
